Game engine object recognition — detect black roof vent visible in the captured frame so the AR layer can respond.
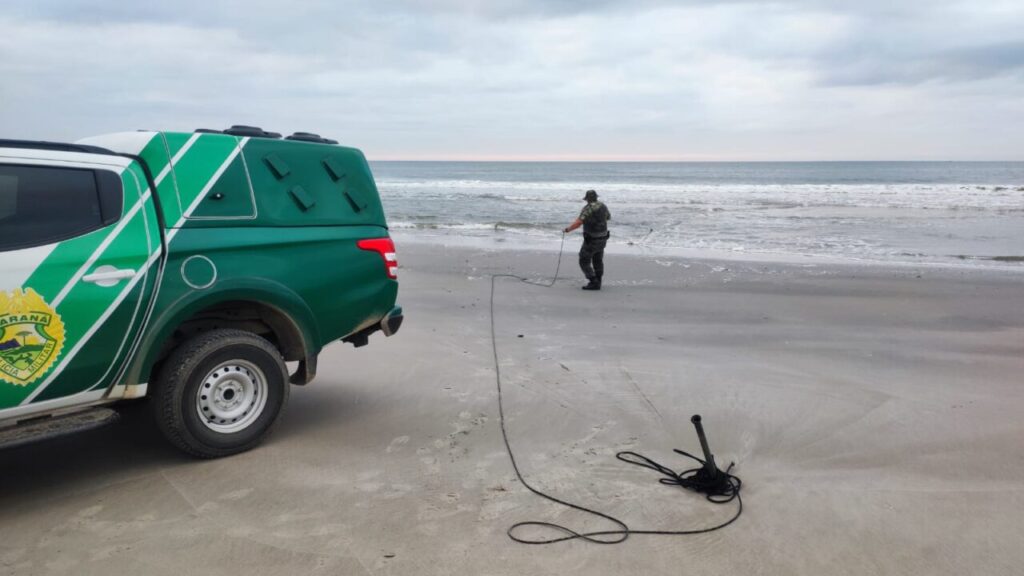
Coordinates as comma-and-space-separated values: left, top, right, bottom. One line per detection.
221, 125, 282, 139
194, 128, 223, 134
285, 132, 338, 145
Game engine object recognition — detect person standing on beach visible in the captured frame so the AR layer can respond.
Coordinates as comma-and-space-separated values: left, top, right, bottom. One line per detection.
563, 189, 611, 290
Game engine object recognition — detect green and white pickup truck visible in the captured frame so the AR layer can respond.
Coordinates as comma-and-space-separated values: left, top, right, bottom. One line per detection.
0, 125, 403, 457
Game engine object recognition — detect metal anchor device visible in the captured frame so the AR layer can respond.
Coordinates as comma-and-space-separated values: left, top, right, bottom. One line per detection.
691, 414, 721, 481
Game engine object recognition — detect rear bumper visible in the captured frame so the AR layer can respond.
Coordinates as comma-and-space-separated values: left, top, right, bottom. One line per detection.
343, 305, 403, 347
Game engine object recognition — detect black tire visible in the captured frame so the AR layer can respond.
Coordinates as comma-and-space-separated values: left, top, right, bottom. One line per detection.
153, 329, 289, 458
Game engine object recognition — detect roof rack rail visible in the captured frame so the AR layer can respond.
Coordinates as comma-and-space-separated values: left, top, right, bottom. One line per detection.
222, 125, 282, 139
0, 139, 114, 155
285, 132, 338, 145
191, 127, 335, 144
194, 126, 282, 138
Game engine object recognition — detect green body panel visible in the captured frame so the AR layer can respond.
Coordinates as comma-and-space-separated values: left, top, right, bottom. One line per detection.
127, 224, 396, 382
162, 132, 193, 164
0, 164, 158, 408
182, 136, 387, 228
36, 163, 164, 402
2, 129, 399, 419
137, 134, 173, 181
125, 274, 321, 387
128, 133, 397, 387
130, 131, 396, 385
190, 152, 256, 219
165, 134, 241, 224
34, 276, 150, 401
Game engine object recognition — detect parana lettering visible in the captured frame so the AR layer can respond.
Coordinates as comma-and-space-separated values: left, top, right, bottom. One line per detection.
0, 313, 51, 328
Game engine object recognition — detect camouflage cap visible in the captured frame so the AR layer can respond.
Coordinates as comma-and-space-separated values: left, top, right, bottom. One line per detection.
583, 189, 598, 201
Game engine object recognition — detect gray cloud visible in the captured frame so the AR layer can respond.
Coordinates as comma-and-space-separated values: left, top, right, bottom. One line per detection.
1, 0, 1022, 159
822, 42, 1024, 86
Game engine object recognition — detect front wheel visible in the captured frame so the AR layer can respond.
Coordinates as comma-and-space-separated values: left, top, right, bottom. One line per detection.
153, 329, 289, 458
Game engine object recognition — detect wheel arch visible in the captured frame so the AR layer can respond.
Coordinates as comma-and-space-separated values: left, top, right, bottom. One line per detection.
128, 279, 321, 388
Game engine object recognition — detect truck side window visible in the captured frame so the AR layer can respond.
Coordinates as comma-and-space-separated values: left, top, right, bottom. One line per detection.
190, 153, 257, 219
0, 164, 122, 252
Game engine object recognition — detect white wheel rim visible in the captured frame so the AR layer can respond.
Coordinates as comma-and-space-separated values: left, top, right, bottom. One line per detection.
195, 359, 269, 433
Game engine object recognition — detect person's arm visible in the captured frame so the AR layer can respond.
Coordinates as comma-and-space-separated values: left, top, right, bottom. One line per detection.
563, 218, 583, 234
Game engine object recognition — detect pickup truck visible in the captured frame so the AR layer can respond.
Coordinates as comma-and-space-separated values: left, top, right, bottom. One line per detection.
0, 125, 402, 457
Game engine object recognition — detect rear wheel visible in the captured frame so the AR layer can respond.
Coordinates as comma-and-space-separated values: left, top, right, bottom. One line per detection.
153, 329, 289, 458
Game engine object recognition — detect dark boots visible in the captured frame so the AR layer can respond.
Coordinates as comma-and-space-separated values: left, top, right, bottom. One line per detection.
582, 274, 602, 291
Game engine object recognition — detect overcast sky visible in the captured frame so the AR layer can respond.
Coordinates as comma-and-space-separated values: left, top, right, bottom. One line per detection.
2, 1, 1023, 160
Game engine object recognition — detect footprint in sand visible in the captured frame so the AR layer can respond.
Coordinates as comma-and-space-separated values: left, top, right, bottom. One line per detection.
386, 435, 411, 453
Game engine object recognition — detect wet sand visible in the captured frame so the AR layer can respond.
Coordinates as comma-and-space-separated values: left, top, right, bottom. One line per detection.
1, 243, 1022, 575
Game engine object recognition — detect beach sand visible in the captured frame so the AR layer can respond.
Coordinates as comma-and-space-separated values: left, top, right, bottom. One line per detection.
1, 243, 1022, 575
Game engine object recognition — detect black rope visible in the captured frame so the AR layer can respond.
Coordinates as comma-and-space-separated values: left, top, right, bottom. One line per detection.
490, 232, 742, 544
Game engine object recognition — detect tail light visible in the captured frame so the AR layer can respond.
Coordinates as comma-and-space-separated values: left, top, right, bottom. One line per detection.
357, 237, 398, 279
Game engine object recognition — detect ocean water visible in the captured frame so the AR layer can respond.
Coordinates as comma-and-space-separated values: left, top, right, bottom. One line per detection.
370, 161, 1024, 267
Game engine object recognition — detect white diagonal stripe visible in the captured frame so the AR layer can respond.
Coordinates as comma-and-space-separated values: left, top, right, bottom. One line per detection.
2, 244, 60, 292
52, 188, 149, 309
155, 133, 200, 186
52, 133, 191, 309
20, 250, 162, 405
20, 137, 249, 406
167, 137, 248, 239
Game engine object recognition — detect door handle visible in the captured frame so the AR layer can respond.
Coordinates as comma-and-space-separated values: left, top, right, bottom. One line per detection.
82, 266, 136, 287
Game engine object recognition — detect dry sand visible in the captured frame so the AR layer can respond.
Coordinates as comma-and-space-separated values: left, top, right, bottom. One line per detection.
1, 242, 1022, 575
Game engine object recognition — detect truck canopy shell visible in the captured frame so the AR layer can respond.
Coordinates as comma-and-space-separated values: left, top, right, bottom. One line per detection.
78, 131, 387, 229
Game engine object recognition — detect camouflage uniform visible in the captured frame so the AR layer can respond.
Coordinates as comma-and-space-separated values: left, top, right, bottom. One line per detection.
578, 200, 611, 283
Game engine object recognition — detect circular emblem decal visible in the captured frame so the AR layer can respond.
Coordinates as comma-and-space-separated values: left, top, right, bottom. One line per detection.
181, 255, 217, 290
0, 288, 66, 387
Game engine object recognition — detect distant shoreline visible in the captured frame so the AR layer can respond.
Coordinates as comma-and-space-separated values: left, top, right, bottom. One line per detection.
390, 230, 1024, 275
